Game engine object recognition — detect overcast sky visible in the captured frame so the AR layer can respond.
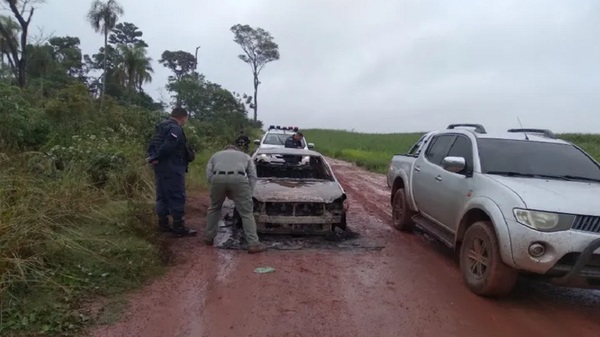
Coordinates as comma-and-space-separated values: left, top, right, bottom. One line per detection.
23, 0, 600, 133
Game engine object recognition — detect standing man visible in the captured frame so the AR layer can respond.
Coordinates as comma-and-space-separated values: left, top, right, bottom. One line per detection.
204, 145, 266, 253
146, 107, 197, 237
235, 130, 250, 153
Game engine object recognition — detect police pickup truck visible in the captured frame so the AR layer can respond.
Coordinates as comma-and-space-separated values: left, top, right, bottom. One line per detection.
386, 123, 600, 297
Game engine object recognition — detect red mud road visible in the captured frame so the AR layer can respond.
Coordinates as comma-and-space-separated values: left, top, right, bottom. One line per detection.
90, 158, 600, 337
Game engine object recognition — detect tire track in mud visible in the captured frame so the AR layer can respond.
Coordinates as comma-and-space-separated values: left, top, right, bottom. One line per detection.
327, 158, 393, 227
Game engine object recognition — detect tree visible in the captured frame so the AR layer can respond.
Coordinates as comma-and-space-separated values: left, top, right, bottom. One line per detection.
108, 22, 147, 48
0, 15, 19, 66
230, 24, 279, 121
159, 50, 196, 82
48, 36, 85, 79
114, 43, 152, 91
86, 0, 123, 101
0, 0, 44, 87
159, 50, 197, 105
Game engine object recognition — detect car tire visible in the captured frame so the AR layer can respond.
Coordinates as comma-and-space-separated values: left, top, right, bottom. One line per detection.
333, 211, 347, 231
459, 221, 518, 297
392, 188, 415, 231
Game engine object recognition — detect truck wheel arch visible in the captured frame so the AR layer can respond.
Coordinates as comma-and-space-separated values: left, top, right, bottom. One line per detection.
456, 209, 490, 245
391, 178, 405, 205
455, 200, 515, 268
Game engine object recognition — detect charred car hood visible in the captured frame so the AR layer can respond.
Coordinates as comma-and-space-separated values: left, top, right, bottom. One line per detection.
253, 179, 344, 203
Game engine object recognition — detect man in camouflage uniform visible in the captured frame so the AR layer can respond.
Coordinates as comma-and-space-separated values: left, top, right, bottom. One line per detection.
146, 107, 196, 237
204, 145, 266, 253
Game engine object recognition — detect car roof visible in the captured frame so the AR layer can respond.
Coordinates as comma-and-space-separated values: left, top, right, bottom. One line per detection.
474, 132, 570, 144
255, 147, 321, 156
434, 126, 570, 145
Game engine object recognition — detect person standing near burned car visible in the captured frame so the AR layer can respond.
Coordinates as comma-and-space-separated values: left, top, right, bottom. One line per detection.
146, 107, 197, 237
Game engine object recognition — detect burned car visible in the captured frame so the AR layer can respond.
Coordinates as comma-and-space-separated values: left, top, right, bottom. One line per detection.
234, 147, 348, 235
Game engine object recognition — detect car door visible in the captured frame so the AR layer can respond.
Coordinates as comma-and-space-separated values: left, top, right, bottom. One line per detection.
412, 134, 456, 224
432, 135, 476, 231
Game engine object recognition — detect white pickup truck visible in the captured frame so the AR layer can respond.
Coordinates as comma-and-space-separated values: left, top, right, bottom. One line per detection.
386, 124, 600, 297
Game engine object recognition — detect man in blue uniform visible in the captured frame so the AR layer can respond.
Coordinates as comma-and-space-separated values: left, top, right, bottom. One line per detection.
284, 132, 304, 149
146, 107, 197, 237
283, 132, 304, 164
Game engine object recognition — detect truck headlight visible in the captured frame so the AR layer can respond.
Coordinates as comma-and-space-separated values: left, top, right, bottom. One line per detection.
513, 208, 573, 232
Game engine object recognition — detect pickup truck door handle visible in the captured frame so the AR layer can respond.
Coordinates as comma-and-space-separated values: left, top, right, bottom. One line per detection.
414, 166, 421, 172
435, 175, 442, 181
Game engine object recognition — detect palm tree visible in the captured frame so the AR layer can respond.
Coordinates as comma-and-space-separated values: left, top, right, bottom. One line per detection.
86, 0, 124, 100
115, 44, 153, 91
0, 16, 20, 67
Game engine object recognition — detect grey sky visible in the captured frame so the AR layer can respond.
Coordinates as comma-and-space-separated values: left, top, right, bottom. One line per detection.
25, 0, 600, 133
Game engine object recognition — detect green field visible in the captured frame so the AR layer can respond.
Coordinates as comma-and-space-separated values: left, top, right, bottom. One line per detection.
302, 129, 600, 173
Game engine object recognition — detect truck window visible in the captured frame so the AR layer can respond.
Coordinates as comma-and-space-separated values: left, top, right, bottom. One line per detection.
447, 136, 473, 170
478, 139, 600, 180
425, 135, 456, 166
408, 134, 427, 155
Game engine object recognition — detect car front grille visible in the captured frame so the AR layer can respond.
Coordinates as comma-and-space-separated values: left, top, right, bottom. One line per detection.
571, 215, 600, 234
264, 202, 324, 216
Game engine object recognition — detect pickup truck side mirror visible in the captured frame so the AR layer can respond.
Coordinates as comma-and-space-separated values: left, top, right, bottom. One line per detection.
253, 139, 260, 145
308, 143, 315, 149
442, 156, 466, 174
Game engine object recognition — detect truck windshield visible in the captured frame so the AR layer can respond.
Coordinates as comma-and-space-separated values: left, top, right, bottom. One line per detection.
263, 133, 306, 147
478, 139, 600, 181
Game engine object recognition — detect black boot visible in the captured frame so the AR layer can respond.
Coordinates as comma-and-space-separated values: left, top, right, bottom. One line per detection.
158, 216, 173, 232
172, 219, 197, 237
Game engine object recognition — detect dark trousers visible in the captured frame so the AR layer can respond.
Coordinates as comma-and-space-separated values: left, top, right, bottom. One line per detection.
154, 170, 186, 221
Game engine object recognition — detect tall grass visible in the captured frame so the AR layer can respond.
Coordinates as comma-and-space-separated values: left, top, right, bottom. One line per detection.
303, 129, 423, 172
0, 149, 165, 336
303, 129, 600, 173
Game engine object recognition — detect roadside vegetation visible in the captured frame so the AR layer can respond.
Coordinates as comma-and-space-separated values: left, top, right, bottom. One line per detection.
303, 129, 600, 173
0, 1, 278, 336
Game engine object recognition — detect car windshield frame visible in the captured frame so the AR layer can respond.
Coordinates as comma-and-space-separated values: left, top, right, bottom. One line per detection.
477, 138, 600, 182
262, 133, 307, 147
254, 153, 335, 181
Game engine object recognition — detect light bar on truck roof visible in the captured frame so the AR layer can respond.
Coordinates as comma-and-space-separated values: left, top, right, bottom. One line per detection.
267, 125, 300, 132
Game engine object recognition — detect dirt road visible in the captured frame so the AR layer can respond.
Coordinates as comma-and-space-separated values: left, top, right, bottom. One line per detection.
90, 158, 600, 337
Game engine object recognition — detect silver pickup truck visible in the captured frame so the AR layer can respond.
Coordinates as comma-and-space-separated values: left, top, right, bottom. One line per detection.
386, 124, 600, 297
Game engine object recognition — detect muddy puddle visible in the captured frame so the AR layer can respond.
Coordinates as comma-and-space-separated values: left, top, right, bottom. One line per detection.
214, 200, 385, 251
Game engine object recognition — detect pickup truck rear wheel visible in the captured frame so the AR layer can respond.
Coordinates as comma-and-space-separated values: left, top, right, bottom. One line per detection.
459, 221, 518, 297
392, 188, 415, 231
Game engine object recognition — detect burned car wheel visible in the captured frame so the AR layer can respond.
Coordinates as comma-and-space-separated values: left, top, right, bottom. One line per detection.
459, 221, 518, 297
392, 188, 415, 231
333, 212, 347, 231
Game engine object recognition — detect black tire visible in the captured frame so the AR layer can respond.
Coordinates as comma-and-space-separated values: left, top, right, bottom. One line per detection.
392, 188, 415, 231
459, 221, 518, 297
333, 211, 347, 231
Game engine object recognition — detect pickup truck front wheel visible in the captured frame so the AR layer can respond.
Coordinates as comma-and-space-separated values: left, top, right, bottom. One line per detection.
392, 188, 415, 231
459, 221, 518, 297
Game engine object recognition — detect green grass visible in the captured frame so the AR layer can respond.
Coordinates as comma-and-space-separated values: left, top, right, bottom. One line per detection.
303, 129, 600, 173
0, 152, 167, 337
